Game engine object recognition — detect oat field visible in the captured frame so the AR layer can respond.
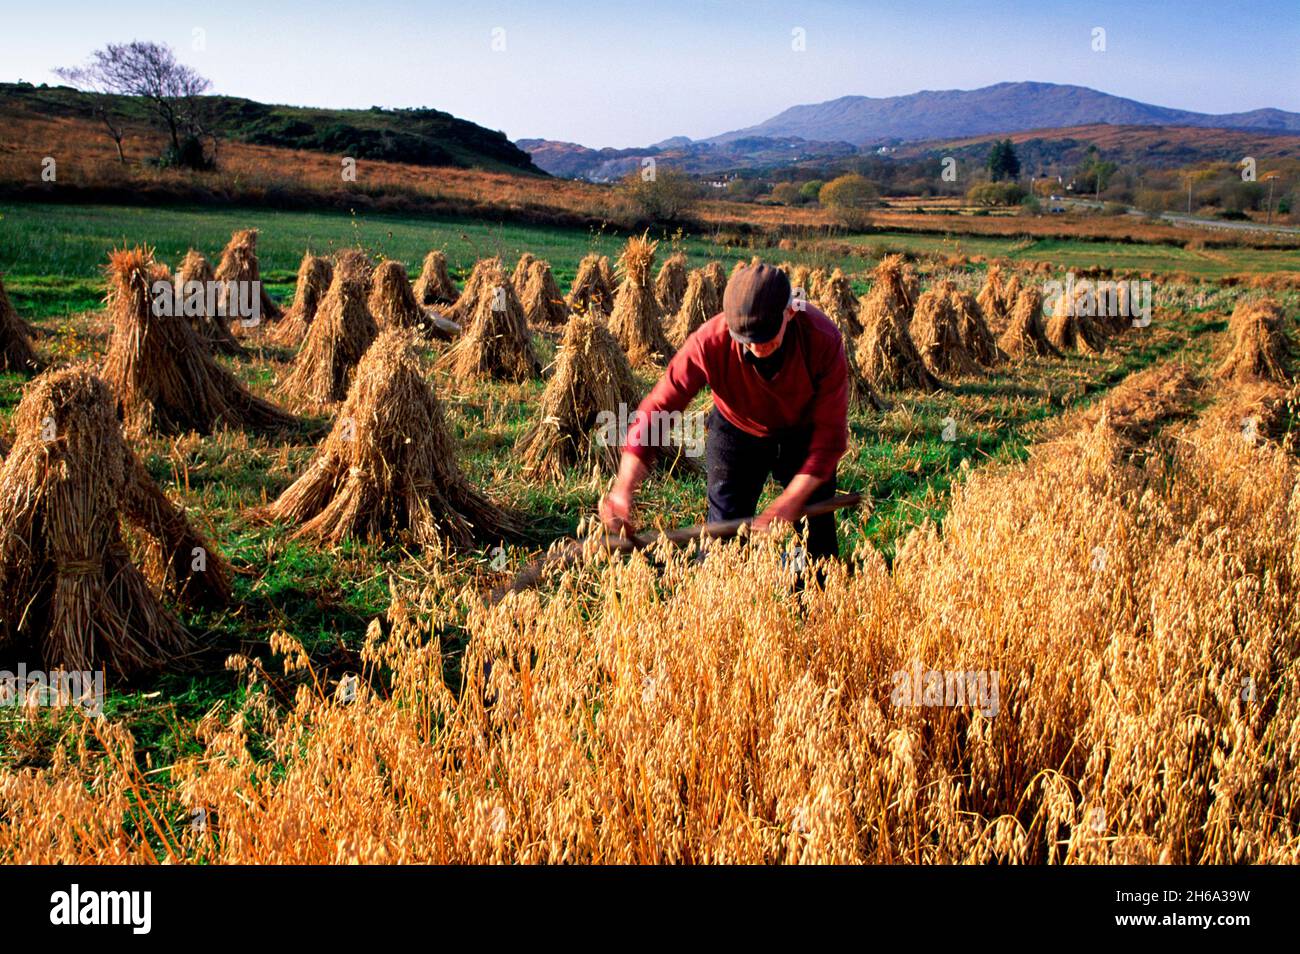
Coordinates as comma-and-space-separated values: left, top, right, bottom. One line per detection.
0, 202, 1297, 863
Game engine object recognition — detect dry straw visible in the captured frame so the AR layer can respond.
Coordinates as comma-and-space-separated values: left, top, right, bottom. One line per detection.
787, 263, 812, 299
668, 268, 716, 347
412, 250, 459, 306
268, 329, 519, 548
654, 251, 689, 316
998, 287, 1056, 358
519, 259, 569, 327
368, 259, 454, 341
511, 253, 537, 296
212, 228, 282, 327
451, 257, 501, 325
856, 285, 940, 391
1069, 362, 1198, 446
702, 260, 727, 300
441, 260, 540, 382
948, 286, 1000, 367
175, 250, 245, 357
608, 234, 673, 367
869, 254, 919, 322
270, 252, 333, 347
1215, 298, 1292, 384
805, 267, 828, 304
516, 314, 642, 480
567, 252, 615, 317
975, 264, 1015, 331
102, 248, 298, 436
0, 274, 41, 373
0, 366, 229, 675
280, 249, 379, 406
910, 281, 981, 377
1045, 287, 1106, 355
815, 267, 862, 337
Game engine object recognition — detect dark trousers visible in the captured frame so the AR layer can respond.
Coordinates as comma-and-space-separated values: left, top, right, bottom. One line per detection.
705, 408, 839, 559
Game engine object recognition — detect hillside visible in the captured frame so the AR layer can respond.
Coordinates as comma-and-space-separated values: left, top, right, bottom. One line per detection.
709, 81, 1300, 146
894, 123, 1300, 170
0, 82, 542, 174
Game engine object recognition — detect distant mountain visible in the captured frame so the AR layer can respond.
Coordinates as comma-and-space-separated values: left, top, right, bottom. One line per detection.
708, 82, 1300, 146
0, 82, 542, 175
516, 136, 856, 181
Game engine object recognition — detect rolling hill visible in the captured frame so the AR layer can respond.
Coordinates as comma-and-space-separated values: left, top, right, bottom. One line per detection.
0, 82, 542, 175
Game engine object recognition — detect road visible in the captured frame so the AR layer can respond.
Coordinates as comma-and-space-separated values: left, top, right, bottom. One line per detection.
1054, 197, 1300, 236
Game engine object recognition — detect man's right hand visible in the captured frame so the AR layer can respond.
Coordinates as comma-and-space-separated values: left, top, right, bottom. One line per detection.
599, 452, 650, 536
599, 487, 636, 536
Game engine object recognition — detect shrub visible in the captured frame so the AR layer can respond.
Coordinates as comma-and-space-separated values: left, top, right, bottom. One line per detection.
771, 182, 803, 205
618, 167, 699, 224
819, 174, 879, 227
967, 182, 1026, 207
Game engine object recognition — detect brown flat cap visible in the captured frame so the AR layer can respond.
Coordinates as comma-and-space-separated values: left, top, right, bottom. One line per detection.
724, 264, 790, 344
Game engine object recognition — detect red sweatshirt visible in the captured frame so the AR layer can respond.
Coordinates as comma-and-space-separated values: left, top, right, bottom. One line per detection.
623, 304, 849, 480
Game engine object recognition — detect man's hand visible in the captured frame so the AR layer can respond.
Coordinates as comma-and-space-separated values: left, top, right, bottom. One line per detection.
599, 452, 650, 536
753, 474, 823, 531
599, 487, 636, 536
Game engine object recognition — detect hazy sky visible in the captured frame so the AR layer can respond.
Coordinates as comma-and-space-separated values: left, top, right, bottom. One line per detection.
3, 0, 1297, 147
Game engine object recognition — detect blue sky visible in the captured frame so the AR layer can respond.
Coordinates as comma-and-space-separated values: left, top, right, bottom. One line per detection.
2, 0, 1297, 147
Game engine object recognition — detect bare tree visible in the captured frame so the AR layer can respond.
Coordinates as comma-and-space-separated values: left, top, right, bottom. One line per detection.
56, 41, 212, 168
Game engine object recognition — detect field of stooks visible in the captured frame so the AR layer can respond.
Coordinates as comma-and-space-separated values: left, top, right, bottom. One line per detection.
0, 226, 1297, 864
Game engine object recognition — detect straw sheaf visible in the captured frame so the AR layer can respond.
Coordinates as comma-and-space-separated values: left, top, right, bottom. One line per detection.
567, 253, 615, 317
441, 262, 541, 382
102, 247, 299, 436
0, 366, 230, 675
855, 286, 942, 391
0, 273, 41, 373
412, 250, 459, 306
608, 235, 672, 368
519, 259, 569, 327
369, 259, 445, 338
280, 251, 380, 406
517, 314, 642, 480
944, 287, 1000, 367
176, 249, 246, 357
668, 269, 716, 347
1215, 298, 1293, 384
870, 254, 920, 322
268, 329, 520, 548
910, 282, 982, 377
815, 267, 863, 338
269, 252, 334, 347
212, 228, 282, 328
654, 252, 689, 316
512, 252, 537, 296
997, 287, 1057, 359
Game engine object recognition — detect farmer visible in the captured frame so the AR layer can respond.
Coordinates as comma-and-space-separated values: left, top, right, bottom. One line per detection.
599, 263, 849, 558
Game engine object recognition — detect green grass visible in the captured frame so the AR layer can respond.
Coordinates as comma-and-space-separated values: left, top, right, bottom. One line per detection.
850, 231, 1299, 278
0, 202, 730, 319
